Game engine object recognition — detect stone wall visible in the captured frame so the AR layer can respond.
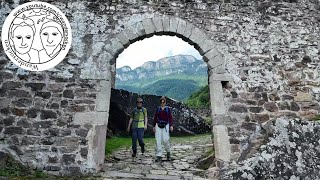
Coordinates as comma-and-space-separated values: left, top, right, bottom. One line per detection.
220, 117, 320, 179
0, 0, 319, 175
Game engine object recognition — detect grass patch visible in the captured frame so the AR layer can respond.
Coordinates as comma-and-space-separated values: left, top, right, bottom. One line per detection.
312, 115, 320, 121
0, 158, 29, 177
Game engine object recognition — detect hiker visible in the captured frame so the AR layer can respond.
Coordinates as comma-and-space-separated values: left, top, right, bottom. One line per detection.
127, 97, 148, 158
153, 96, 173, 162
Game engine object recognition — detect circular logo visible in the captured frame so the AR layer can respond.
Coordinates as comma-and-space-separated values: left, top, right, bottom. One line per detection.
1, 1, 72, 71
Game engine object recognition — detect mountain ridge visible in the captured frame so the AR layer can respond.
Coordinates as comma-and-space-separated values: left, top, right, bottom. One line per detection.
115, 55, 208, 101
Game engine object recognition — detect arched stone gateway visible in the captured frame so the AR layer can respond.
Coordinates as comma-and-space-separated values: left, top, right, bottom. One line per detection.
0, 0, 319, 176
78, 14, 233, 172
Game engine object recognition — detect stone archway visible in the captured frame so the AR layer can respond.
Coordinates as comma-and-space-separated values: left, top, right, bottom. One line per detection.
75, 15, 234, 171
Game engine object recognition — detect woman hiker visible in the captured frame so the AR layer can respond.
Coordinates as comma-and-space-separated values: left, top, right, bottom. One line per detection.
153, 96, 173, 162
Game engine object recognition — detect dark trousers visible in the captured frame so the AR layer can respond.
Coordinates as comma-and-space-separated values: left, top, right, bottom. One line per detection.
132, 128, 145, 154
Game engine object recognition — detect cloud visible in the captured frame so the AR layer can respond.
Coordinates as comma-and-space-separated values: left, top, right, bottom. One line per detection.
116, 36, 202, 69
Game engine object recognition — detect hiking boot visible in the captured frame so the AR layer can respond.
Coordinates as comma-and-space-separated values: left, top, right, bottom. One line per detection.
132, 153, 136, 158
155, 156, 162, 162
167, 152, 172, 161
141, 146, 145, 155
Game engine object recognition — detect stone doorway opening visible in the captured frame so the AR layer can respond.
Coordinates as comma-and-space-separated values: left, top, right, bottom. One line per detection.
81, 15, 233, 176
103, 34, 214, 179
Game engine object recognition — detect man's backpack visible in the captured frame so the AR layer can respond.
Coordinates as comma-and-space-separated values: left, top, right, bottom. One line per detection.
157, 106, 170, 128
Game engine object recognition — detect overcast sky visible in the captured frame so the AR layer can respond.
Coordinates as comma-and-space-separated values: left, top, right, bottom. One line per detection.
116, 36, 202, 69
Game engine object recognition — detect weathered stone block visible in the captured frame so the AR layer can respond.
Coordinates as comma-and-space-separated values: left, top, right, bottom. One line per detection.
8, 90, 31, 98
59, 146, 78, 153
203, 47, 220, 63
2, 82, 22, 90
162, 16, 170, 32
278, 102, 290, 110
4, 127, 23, 135
250, 113, 269, 124
290, 102, 300, 111
182, 23, 194, 39
7, 136, 20, 145
229, 104, 248, 113
107, 38, 124, 57
11, 108, 25, 116
231, 91, 238, 98
12, 98, 32, 107
294, 92, 313, 102
209, 81, 226, 115
213, 125, 231, 162
27, 128, 41, 136
60, 129, 72, 136
249, 107, 264, 113
1, 108, 10, 115
249, 86, 264, 92
44, 166, 61, 171
116, 32, 130, 47
152, 16, 163, 33
66, 166, 81, 176
48, 155, 58, 163
241, 122, 258, 131
3, 117, 14, 126
33, 121, 53, 128
22, 136, 40, 145
76, 129, 89, 137
41, 137, 54, 145
169, 17, 179, 33
47, 128, 59, 136
264, 102, 279, 112
0, 98, 10, 110
0, 71, 13, 79
299, 102, 320, 111
35, 92, 51, 99
62, 154, 75, 165
142, 18, 155, 35
269, 93, 280, 101
71, 105, 86, 112
96, 80, 111, 112
246, 100, 257, 105
40, 110, 57, 120
17, 119, 31, 128
27, 108, 38, 118
61, 100, 68, 108
189, 27, 207, 47
198, 39, 215, 55
176, 18, 187, 36
48, 103, 59, 109
25, 83, 46, 91
124, 27, 139, 42
56, 137, 79, 146
80, 148, 88, 158
63, 90, 74, 99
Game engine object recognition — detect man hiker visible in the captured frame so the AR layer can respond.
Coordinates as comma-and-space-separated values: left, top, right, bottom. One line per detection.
153, 96, 173, 162
127, 97, 148, 158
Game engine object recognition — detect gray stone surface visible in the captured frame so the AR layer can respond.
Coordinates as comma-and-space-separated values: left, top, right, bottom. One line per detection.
96, 80, 112, 112
213, 125, 231, 162
101, 134, 213, 179
152, 16, 164, 33
221, 117, 320, 180
142, 18, 155, 35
